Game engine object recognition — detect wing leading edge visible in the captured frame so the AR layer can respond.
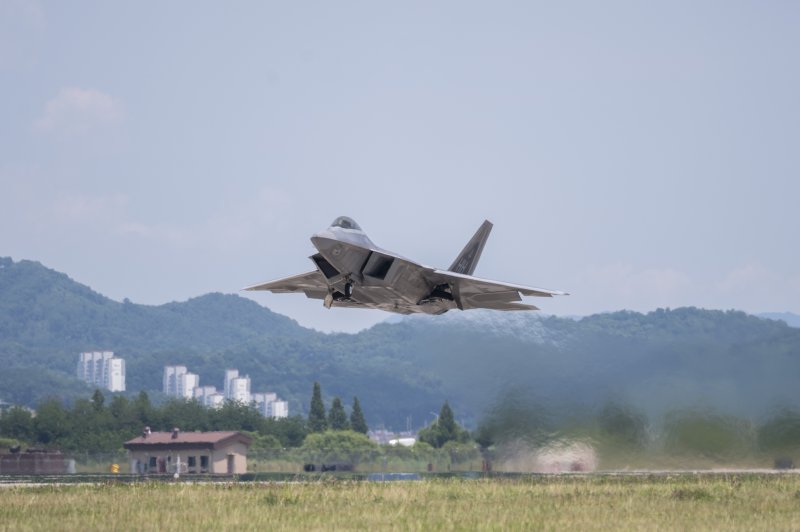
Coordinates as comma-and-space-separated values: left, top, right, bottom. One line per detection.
243, 270, 329, 300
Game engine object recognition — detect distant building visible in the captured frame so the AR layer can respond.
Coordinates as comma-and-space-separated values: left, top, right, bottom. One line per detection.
123, 428, 252, 475
77, 351, 125, 392
194, 385, 224, 408
163, 365, 199, 399
267, 400, 289, 419
252, 392, 277, 407
252, 392, 288, 419
223, 369, 239, 398
163, 365, 186, 396
105, 357, 126, 392
164, 366, 286, 416
223, 369, 251, 403
229, 377, 251, 403
180, 372, 200, 398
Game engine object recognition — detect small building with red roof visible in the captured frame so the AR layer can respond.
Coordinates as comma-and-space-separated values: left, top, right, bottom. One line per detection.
123, 427, 252, 475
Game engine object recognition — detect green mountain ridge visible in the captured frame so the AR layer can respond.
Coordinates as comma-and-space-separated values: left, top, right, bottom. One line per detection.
1, 257, 799, 430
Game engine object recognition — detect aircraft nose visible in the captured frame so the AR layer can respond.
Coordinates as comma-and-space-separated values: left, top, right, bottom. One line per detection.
310, 232, 337, 253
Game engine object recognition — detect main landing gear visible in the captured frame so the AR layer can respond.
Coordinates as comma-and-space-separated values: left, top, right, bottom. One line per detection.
323, 281, 354, 310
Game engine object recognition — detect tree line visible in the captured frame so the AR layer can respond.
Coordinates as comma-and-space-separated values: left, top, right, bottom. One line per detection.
307, 382, 368, 434
0, 382, 473, 455
6, 383, 795, 466
0, 384, 373, 454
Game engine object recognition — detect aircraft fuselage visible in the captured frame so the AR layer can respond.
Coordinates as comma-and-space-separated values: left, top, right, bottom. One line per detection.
310, 227, 452, 314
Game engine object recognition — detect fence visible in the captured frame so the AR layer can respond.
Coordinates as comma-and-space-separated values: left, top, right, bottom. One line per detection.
247, 446, 487, 474
0, 447, 488, 475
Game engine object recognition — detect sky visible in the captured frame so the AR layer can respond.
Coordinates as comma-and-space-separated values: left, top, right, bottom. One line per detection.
1, 1, 798, 333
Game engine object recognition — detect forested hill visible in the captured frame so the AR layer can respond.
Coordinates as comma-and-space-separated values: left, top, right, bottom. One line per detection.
0, 257, 309, 393
0, 257, 441, 422
2, 256, 800, 429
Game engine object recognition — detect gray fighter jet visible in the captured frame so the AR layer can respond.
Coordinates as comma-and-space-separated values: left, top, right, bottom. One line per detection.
244, 216, 567, 314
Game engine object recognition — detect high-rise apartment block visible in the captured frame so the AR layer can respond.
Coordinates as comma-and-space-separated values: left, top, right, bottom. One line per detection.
267, 400, 289, 419
163, 365, 200, 399
77, 351, 126, 392
223, 369, 251, 403
158, 365, 287, 418
193, 385, 225, 408
252, 392, 277, 406
223, 369, 238, 398
253, 392, 289, 419
230, 377, 251, 404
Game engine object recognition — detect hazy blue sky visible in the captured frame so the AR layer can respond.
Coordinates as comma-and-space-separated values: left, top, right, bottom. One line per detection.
1, 1, 798, 332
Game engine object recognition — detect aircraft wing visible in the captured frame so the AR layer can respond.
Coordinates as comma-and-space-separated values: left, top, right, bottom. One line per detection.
430, 269, 567, 311
243, 271, 329, 300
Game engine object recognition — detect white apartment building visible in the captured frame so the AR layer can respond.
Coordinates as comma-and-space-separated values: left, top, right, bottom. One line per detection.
194, 385, 217, 399
77, 351, 126, 392
228, 376, 251, 404
163, 365, 186, 396
252, 392, 277, 406
161, 366, 286, 416
194, 385, 225, 408
267, 400, 289, 419
104, 357, 126, 392
206, 393, 225, 408
223, 369, 239, 398
180, 372, 200, 398
163, 365, 199, 399
223, 369, 251, 403
253, 392, 288, 419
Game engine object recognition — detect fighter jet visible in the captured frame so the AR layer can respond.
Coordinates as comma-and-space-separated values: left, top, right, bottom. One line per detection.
244, 216, 567, 315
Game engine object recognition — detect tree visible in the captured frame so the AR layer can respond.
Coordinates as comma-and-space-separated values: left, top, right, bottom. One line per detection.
301, 430, 378, 464
438, 401, 458, 442
108, 396, 140, 435
308, 382, 327, 433
33, 398, 70, 446
91, 389, 105, 411
161, 398, 211, 432
0, 406, 34, 442
262, 416, 308, 447
132, 391, 155, 428
65, 397, 116, 453
418, 400, 469, 448
350, 396, 368, 434
328, 397, 349, 431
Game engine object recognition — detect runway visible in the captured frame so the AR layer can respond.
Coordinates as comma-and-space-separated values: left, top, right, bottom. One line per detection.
1, 468, 798, 487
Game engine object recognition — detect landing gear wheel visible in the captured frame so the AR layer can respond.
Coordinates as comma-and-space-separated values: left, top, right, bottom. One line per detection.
344, 282, 353, 299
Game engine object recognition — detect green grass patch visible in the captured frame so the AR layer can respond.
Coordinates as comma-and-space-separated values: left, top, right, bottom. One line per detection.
1, 474, 799, 530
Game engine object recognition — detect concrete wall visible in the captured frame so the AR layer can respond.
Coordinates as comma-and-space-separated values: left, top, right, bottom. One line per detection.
211, 442, 248, 474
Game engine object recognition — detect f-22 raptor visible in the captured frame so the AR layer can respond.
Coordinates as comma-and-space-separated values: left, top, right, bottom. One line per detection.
245, 216, 567, 315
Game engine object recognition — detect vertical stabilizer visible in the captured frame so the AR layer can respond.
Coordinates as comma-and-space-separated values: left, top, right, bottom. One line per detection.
448, 220, 493, 275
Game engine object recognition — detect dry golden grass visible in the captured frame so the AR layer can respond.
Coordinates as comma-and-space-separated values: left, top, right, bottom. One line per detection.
1, 475, 799, 531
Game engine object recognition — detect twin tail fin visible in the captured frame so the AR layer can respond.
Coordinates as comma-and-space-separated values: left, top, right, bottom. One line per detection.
448, 220, 493, 276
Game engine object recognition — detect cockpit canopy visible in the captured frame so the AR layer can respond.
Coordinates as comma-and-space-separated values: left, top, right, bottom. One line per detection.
330, 216, 362, 231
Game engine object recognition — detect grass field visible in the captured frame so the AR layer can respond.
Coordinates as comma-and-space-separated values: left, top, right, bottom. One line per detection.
1, 474, 799, 530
